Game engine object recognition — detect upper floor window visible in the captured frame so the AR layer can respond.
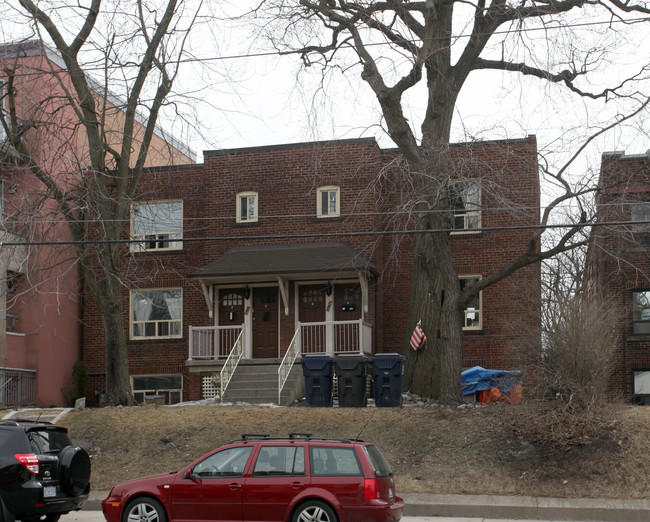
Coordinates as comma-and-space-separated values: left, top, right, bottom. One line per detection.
131, 288, 182, 339
317, 185, 340, 218
630, 201, 650, 245
632, 290, 650, 335
460, 276, 482, 330
451, 181, 481, 232
131, 200, 182, 252
237, 191, 258, 223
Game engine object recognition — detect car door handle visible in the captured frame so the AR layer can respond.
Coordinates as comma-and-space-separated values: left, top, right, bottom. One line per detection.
229, 483, 242, 490
292, 482, 304, 489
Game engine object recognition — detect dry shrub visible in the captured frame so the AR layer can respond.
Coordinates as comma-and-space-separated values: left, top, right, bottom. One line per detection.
512, 294, 621, 452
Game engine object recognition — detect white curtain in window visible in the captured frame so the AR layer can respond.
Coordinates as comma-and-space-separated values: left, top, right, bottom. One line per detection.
165, 291, 181, 320
133, 293, 153, 321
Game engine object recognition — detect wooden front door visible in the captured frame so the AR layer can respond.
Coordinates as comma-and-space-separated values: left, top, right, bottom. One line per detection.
252, 287, 278, 358
335, 284, 362, 352
299, 285, 328, 353
218, 289, 245, 358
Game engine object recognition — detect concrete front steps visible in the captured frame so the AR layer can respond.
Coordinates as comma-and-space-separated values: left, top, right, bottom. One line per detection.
222, 360, 304, 405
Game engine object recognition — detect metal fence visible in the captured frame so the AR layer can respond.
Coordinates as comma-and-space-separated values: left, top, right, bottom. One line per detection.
0, 368, 36, 408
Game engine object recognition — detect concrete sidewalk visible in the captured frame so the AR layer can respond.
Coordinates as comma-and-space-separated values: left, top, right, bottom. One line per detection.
85, 491, 650, 521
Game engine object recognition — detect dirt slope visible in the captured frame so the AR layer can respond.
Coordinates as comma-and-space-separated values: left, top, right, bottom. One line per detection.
62, 403, 650, 498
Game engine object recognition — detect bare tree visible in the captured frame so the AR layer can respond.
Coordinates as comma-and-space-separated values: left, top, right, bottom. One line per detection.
0, 0, 202, 405
251, 0, 650, 401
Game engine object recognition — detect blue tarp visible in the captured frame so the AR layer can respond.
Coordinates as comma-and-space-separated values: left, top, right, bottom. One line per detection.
461, 366, 522, 395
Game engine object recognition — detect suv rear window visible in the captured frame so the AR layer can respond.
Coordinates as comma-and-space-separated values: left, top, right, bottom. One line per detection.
364, 445, 393, 478
310, 447, 362, 476
28, 429, 71, 454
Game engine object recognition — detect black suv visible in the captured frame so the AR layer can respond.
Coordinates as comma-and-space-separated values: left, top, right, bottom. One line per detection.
0, 419, 90, 522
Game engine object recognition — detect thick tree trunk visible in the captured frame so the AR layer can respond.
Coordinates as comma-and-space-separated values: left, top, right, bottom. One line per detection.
102, 303, 133, 405
97, 263, 133, 406
403, 229, 464, 402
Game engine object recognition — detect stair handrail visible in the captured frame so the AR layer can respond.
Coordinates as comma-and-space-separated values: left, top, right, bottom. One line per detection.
278, 326, 301, 405
220, 328, 245, 401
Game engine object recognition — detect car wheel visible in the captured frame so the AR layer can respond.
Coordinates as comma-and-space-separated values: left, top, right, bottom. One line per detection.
293, 500, 337, 522
123, 497, 167, 522
59, 445, 91, 496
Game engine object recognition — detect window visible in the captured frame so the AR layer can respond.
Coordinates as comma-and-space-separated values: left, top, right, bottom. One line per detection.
253, 446, 305, 476
131, 200, 182, 251
451, 181, 480, 232
459, 276, 482, 330
632, 290, 650, 334
310, 447, 362, 476
236, 191, 258, 223
317, 186, 340, 218
132, 375, 183, 405
630, 201, 650, 245
192, 446, 254, 478
131, 288, 182, 339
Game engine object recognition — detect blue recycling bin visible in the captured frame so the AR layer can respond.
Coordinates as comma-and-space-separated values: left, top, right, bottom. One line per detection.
302, 355, 334, 407
372, 353, 404, 407
334, 355, 369, 407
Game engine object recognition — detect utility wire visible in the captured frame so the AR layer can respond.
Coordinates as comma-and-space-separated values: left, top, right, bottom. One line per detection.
0, 218, 643, 248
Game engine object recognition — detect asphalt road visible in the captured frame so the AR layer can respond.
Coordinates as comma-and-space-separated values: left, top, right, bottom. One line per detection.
61, 513, 572, 522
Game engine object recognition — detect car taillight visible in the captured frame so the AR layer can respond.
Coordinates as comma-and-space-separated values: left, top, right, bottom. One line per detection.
364, 478, 380, 499
15, 454, 39, 474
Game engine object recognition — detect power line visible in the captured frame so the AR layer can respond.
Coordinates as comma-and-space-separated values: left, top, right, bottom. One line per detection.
0, 218, 643, 248
2, 15, 649, 74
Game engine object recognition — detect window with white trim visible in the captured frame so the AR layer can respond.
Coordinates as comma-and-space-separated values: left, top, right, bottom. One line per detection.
132, 374, 182, 405
459, 276, 482, 330
131, 200, 182, 251
236, 191, 258, 223
131, 288, 182, 339
630, 201, 650, 245
451, 181, 481, 232
632, 290, 650, 335
317, 185, 340, 218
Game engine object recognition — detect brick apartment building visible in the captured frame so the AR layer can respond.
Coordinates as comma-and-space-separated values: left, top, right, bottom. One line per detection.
81, 135, 541, 405
0, 40, 194, 407
591, 149, 650, 403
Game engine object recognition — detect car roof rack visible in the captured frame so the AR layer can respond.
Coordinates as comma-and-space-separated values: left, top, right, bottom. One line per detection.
227, 434, 364, 444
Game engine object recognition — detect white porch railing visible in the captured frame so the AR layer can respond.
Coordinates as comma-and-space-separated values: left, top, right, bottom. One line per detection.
300, 319, 372, 355
188, 325, 243, 360
278, 327, 302, 405
220, 329, 244, 399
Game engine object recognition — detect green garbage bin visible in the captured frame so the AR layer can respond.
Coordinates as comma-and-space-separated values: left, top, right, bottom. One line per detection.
334, 355, 368, 407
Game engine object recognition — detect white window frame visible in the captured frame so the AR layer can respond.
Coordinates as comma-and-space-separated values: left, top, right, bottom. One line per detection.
459, 275, 482, 330
130, 288, 183, 340
317, 185, 340, 218
236, 191, 258, 223
632, 289, 650, 335
131, 374, 183, 405
131, 200, 183, 252
450, 181, 481, 234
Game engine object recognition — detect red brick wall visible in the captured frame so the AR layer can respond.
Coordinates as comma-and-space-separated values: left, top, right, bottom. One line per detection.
593, 151, 650, 399
81, 137, 541, 402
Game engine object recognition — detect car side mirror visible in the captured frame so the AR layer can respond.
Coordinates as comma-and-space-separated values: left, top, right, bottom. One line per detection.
183, 468, 193, 480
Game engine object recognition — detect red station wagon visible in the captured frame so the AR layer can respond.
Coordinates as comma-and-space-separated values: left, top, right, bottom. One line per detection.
102, 433, 404, 522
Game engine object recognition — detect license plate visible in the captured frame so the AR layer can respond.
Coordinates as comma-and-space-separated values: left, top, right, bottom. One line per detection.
44, 486, 57, 498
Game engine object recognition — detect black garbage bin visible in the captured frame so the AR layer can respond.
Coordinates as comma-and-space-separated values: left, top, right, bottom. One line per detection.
302, 355, 334, 407
372, 353, 405, 407
334, 355, 368, 407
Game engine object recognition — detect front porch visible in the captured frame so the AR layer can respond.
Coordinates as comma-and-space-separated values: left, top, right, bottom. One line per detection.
187, 321, 372, 404
188, 319, 372, 361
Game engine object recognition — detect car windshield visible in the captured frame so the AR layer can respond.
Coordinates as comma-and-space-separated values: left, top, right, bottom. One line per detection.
364, 445, 392, 478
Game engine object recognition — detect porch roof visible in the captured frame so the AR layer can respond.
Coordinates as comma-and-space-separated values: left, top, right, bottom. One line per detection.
190, 242, 376, 281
